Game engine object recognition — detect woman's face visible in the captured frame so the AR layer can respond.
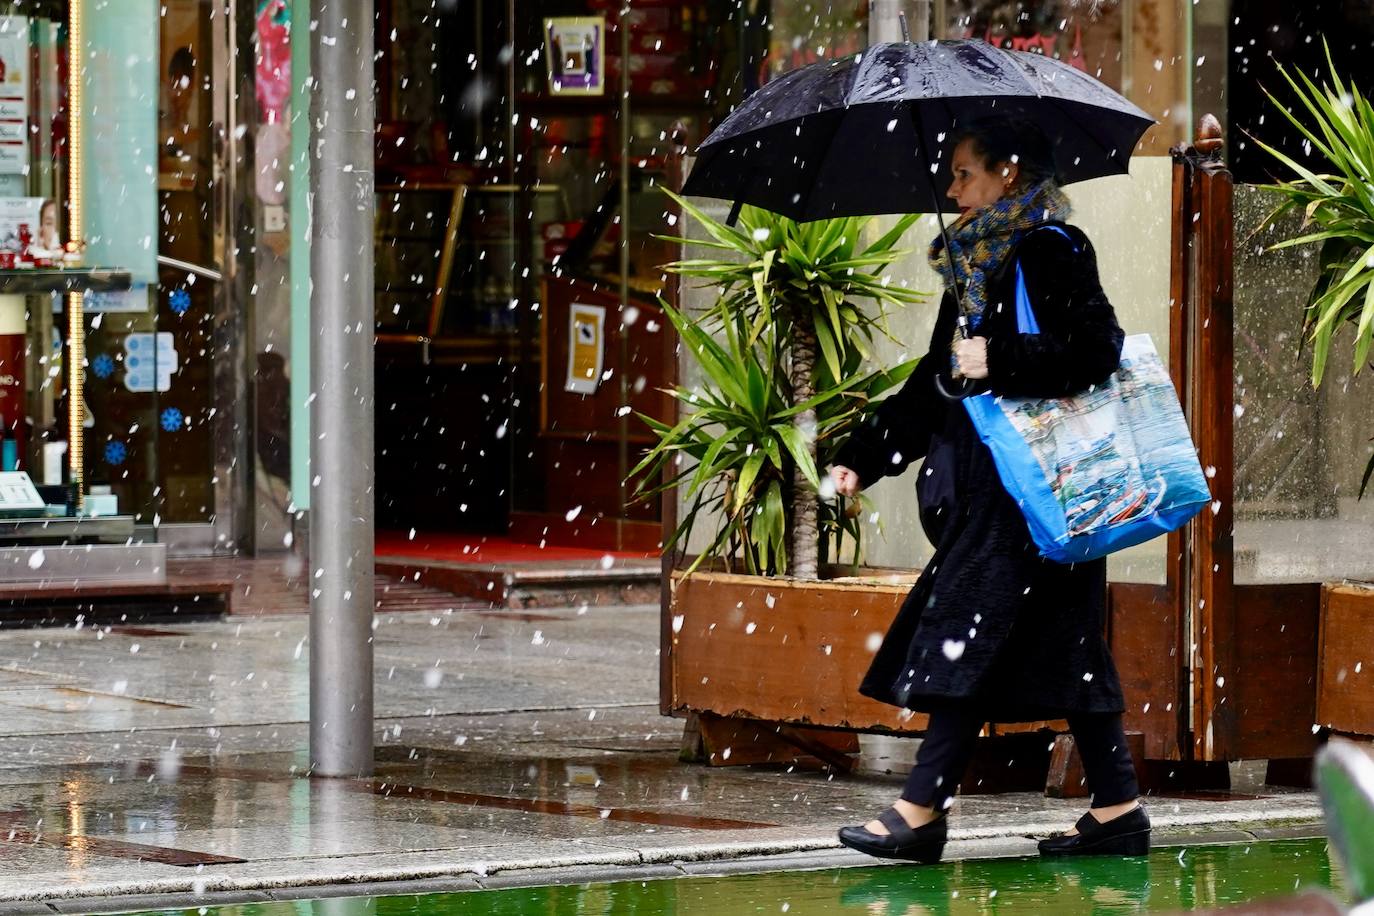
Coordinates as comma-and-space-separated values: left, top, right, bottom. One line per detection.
947, 139, 1018, 215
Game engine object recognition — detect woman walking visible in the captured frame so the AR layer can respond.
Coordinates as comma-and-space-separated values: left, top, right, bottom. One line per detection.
830, 116, 1148, 863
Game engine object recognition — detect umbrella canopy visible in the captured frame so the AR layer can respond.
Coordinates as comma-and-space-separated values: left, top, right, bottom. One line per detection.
681, 39, 1155, 221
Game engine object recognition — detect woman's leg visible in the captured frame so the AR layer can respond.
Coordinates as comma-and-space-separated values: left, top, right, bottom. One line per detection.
1065, 712, 1140, 827
868, 707, 985, 833
903, 707, 988, 809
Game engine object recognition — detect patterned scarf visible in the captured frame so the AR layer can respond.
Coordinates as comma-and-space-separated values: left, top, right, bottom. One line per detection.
927, 180, 1073, 349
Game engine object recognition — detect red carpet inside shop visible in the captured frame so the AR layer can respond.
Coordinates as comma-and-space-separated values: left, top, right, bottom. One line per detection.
375, 530, 657, 565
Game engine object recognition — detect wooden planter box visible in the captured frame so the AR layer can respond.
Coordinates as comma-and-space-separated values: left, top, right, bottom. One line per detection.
1318, 582, 1374, 738
664, 570, 1325, 790
666, 569, 923, 733
666, 570, 1094, 792
665, 569, 1067, 747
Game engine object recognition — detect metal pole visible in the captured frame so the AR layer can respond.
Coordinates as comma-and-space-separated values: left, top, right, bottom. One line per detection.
617, 1, 631, 550
913, 0, 931, 42
868, 0, 903, 45
309, 0, 376, 778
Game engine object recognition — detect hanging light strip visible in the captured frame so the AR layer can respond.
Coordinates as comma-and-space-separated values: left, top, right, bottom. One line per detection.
66, 0, 84, 504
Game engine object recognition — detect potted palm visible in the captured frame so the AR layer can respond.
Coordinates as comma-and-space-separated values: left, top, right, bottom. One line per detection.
1256, 49, 1374, 739
633, 193, 934, 764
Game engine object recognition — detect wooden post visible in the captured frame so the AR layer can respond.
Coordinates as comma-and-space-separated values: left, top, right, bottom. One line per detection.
1172, 115, 1237, 763
662, 123, 689, 719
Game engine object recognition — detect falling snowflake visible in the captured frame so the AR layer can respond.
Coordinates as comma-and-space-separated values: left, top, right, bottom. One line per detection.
104, 441, 128, 465
169, 289, 192, 315
91, 354, 115, 379
159, 407, 183, 432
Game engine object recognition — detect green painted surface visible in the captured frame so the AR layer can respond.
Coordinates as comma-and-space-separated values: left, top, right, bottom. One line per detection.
132, 838, 1343, 914
288, 0, 311, 510
81, 0, 159, 283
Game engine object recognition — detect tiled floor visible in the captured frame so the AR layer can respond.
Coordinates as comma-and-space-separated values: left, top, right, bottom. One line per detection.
0, 603, 1324, 906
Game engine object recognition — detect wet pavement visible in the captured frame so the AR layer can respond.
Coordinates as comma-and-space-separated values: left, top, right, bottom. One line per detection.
0, 598, 1324, 912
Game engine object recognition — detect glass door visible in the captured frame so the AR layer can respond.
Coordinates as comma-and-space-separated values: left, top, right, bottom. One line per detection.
54, 0, 240, 552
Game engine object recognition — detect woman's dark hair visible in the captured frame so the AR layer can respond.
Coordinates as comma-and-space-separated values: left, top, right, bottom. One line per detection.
951, 116, 1058, 187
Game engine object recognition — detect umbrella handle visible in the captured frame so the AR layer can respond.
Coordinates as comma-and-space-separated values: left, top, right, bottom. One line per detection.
936, 373, 978, 401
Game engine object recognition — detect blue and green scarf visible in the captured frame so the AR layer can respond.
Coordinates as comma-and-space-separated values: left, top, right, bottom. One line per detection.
927, 180, 1073, 341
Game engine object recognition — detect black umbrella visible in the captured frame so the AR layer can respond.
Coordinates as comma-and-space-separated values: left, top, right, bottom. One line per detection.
680, 36, 1154, 397
682, 38, 1155, 223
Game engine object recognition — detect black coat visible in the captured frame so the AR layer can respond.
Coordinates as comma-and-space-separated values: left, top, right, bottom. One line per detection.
835, 223, 1128, 722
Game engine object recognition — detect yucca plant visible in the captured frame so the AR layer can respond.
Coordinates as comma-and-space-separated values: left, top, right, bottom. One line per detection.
630, 193, 925, 578
1256, 46, 1374, 494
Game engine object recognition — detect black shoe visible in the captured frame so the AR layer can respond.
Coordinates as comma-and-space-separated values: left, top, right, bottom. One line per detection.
838, 807, 947, 863
1038, 805, 1151, 857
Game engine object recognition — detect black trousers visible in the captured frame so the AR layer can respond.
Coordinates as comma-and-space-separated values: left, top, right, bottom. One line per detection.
901, 707, 1139, 812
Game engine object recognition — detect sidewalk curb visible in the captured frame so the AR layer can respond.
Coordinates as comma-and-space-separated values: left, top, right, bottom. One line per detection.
1, 810, 1326, 915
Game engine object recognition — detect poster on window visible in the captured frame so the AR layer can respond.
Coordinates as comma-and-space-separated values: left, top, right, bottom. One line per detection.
545, 17, 604, 96
0, 16, 29, 174
566, 303, 605, 394
0, 197, 42, 255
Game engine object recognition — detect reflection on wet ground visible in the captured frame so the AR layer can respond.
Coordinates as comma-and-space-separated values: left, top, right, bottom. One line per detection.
131, 839, 1341, 915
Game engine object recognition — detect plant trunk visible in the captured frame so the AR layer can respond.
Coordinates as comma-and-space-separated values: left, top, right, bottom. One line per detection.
789, 308, 820, 580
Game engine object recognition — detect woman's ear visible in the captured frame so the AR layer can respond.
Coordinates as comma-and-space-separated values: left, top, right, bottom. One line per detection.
1000, 159, 1021, 189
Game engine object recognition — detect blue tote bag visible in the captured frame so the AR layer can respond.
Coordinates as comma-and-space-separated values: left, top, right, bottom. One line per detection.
962, 229, 1211, 564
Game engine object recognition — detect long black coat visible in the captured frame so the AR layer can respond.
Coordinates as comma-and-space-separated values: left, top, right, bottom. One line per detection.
835, 223, 1127, 722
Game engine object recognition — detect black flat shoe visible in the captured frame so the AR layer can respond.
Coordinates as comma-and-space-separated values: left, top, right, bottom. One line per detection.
1038, 805, 1151, 857
838, 808, 947, 863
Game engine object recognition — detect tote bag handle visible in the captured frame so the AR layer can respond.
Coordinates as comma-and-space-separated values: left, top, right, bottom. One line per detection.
1012, 224, 1078, 336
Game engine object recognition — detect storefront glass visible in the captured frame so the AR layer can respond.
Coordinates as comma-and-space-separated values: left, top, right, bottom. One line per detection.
81, 0, 218, 529
1232, 187, 1374, 585
374, 0, 736, 548
0, 0, 230, 549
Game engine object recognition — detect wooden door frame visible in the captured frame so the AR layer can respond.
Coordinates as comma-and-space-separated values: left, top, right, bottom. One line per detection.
1161, 119, 1238, 763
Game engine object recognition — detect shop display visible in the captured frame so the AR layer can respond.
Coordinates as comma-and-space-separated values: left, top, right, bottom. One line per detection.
590, 1, 716, 97
0, 470, 44, 514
